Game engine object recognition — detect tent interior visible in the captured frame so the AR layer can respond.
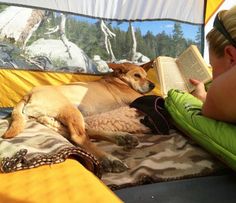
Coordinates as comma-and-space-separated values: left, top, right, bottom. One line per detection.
0, 0, 236, 202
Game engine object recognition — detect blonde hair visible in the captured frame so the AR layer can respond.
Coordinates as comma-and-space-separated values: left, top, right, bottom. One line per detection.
206, 5, 236, 57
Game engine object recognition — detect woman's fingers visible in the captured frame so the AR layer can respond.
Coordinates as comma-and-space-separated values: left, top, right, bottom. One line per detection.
189, 78, 201, 85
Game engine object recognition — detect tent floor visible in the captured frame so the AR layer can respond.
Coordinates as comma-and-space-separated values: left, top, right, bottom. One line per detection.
115, 171, 236, 203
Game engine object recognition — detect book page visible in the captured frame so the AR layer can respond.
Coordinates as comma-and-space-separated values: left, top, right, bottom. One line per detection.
176, 45, 212, 92
156, 56, 188, 97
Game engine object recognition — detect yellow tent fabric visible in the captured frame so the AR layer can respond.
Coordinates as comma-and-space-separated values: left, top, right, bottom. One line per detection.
0, 159, 122, 203
205, 0, 224, 24
146, 68, 161, 96
0, 69, 101, 107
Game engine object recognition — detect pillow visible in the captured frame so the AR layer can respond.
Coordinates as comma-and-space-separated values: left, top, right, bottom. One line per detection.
165, 89, 236, 171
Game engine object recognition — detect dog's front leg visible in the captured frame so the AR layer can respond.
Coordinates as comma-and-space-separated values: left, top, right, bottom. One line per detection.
82, 138, 128, 173
70, 130, 129, 173
86, 127, 139, 149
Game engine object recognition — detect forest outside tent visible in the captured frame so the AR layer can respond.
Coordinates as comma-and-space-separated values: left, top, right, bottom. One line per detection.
0, 4, 202, 74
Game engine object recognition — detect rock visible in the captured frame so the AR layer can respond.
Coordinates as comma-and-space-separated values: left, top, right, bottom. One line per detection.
25, 38, 99, 73
93, 55, 112, 73
0, 43, 35, 69
133, 52, 150, 63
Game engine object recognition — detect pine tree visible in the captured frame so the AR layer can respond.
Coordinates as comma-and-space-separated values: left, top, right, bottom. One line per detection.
195, 26, 202, 51
143, 31, 157, 59
156, 31, 172, 56
172, 22, 186, 57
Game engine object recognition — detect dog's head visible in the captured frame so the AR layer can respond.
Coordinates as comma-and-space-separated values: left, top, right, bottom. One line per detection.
108, 62, 155, 94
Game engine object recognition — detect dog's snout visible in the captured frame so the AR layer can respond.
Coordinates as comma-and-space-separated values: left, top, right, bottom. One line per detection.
149, 82, 155, 90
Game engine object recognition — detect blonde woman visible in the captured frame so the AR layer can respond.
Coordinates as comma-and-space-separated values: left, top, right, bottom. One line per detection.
190, 5, 236, 123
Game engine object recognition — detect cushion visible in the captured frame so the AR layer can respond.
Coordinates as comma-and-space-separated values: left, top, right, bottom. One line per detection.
165, 89, 236, 171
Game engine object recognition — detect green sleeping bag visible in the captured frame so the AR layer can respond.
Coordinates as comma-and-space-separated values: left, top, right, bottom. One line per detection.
165, 89, 236, 171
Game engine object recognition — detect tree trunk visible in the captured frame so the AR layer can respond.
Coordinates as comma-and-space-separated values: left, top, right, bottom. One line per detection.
130, 22, 137, 62
21, 10, 46, 49
100, 20, 116, 61
0, 6, 46, 48
59, 13, 72, 59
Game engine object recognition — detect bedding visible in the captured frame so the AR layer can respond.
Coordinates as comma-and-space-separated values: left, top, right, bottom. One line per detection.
165, 89, 236, 171
0, 107, 225, 190
100, 128, 225, 190
0, 118, 101, 176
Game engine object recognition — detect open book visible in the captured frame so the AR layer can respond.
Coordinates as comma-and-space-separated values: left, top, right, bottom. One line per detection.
154, 45, 212, 97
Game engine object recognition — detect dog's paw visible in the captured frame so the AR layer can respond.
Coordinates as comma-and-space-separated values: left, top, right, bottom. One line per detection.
2, 131, 15, 139
100, 155, 128, 173
115, 134, 139, 149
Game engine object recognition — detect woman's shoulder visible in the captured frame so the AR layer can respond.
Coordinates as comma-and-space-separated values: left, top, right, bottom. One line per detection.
202, 66, 236, 123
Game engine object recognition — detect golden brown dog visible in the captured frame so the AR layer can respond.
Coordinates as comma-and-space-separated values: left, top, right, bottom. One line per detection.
3, 62, 155, 173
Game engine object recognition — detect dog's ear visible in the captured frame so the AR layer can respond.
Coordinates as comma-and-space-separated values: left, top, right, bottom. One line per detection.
107, 63, 129, 76
113, 65, 128, 76
140, 60, 155, 72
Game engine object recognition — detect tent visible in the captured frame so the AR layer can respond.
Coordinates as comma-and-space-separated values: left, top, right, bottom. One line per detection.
0, 0, 233, 108
0, 1, 236, 203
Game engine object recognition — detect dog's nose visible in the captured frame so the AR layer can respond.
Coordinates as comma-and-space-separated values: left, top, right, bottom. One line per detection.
149, 83, 155, 90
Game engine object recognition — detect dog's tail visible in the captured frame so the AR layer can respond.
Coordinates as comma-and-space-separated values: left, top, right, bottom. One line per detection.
2, 95, 28, 139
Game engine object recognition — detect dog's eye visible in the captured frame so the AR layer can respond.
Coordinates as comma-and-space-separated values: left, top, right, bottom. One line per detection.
134, 73, 141, 78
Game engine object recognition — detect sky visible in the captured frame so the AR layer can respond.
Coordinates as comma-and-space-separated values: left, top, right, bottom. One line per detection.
75, 15, 199, 41
115, 21, 199, 40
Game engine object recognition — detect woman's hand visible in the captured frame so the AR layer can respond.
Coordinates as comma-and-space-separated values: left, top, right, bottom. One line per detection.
189, 78, 207, 102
